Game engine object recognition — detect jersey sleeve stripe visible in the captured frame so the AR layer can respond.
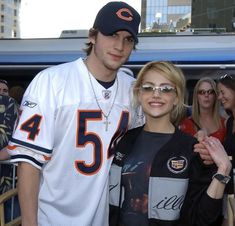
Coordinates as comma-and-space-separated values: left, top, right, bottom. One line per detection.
10, 137, 52, 154
43, 155, 51, 161
11, 154, 43, 169
7, 144, 17, 150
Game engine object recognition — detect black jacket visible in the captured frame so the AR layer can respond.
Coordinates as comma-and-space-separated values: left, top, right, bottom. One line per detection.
109, 126, 222, 226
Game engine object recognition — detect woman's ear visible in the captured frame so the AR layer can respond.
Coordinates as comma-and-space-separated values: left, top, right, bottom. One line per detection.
173, 96, 179, 107
137, 90, 142, 104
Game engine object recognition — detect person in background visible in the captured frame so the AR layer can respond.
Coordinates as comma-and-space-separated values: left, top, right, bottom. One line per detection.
218, 74, 235, 166
9, 85, 25, 106
217, 74, 235, 192
0, 80, 19, 158
180, 77, 226, 143
217, 74, 235, 226
0, 95, 18, 158
180, 77, 228, 226
0, 93, 19, 222
7, 2, 143, 226
109, 61, 232, 226
0, 79, 9, 96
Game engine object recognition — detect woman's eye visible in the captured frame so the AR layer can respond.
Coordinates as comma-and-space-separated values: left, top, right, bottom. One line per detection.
143, 86, 153, 91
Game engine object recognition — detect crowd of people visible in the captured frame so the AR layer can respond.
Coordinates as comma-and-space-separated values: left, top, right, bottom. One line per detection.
0, 1, 234, 226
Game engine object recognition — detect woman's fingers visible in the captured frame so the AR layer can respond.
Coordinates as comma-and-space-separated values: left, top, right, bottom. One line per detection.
201, 137, 231, 173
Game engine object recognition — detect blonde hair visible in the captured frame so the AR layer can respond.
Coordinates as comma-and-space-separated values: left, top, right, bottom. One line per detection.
133, 61, 186, 125
192, 77, 221, 129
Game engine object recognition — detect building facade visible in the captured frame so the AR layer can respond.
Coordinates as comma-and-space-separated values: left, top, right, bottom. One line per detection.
0, 0, 21, 38
140, 0, 235, 33
191, 0, 235, 32
141, 0, 192, 32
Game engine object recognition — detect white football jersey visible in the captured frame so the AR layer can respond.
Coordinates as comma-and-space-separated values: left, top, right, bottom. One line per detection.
9, 58, 143, 226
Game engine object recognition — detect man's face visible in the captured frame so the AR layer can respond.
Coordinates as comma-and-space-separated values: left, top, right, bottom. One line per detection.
90, 30, 135, 72
0, 82, 9, 96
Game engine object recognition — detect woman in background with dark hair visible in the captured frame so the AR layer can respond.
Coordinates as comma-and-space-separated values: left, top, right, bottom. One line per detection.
218, 74, 235, 168
217, 74, 235, 226
218, 74, 235, 184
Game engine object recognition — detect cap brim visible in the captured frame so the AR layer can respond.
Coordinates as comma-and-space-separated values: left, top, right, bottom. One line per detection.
100, 26, 138, 43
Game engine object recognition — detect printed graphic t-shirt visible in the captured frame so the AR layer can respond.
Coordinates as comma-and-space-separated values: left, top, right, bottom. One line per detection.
120, 130, 172, 226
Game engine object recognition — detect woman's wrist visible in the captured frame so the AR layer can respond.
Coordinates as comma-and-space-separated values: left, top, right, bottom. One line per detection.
217, 161, 232, 176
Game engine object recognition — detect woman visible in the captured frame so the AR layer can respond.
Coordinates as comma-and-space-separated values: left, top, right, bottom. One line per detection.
217, 74, 235, 226
180, 77, 226, 143
109, 61, 231, 226
217, 74, 235, 191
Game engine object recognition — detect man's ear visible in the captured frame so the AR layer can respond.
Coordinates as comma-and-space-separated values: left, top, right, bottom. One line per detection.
89, 36, 96, 45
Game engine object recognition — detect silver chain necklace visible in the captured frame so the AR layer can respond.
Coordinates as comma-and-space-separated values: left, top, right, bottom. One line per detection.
88, 70, 118, 131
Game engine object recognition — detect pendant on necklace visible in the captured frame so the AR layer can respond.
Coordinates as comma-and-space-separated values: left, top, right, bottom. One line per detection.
87, 68, 117, 132
103, 116, 111, 131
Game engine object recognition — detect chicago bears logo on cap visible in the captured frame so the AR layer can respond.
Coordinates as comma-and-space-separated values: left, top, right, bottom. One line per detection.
167, 156, 188, 174
116, 8, 133, 21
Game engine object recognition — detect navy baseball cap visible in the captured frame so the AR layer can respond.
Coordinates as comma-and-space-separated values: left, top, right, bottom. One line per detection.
93, 1, 140, 43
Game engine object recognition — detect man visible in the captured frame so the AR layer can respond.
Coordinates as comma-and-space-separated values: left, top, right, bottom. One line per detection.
0, 80, 14, 151
0, 82, 20, 222
8, 2, 142, 226
0, 79, 17, 155
0, 95, 18, 156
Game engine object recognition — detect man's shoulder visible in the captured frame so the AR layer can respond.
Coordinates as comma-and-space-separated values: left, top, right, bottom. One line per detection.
31, 58, 83, 86
117, 69, 136, 83
42, 58, 81, 75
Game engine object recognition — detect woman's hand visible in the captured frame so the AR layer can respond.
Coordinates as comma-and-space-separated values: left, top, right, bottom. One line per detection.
194, 130, 214, 165
201, 136, 232, 175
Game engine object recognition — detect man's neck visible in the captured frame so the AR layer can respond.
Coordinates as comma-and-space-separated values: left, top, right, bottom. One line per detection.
84, 58, 117, 82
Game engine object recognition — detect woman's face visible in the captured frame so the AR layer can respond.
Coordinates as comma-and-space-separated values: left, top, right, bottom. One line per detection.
138, 70, 178, 121
197, 81, 216, 110
217, 83, 235, 111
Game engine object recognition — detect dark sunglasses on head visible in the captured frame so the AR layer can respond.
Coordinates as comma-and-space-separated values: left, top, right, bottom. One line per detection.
219, 74, 234, 80
0, 79, 8, 85
197, 89, 215, 95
